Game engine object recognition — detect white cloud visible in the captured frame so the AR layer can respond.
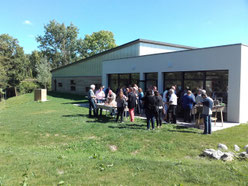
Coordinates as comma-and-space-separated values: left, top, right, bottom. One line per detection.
23, 20, 32, 25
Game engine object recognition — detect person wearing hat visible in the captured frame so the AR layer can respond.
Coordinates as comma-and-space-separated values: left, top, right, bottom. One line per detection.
201, 93, 213, 134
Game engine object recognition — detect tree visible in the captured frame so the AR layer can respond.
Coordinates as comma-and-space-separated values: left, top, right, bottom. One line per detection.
29, 50, 42, 78
36, 20, 80, 69
36, 57, 51, 89
0, 58, 7, 88
79, 30, 117, 58
0, 34, 29, 93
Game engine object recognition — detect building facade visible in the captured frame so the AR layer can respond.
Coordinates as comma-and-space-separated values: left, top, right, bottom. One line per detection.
51, 39, 193, 95
102, 44, 248, 123
51, 38, 248, 123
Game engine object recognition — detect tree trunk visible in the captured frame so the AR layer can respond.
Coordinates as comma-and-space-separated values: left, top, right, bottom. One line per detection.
14, 87, 17, 97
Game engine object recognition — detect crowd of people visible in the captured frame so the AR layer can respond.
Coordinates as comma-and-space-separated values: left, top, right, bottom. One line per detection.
88, 84, 213, 134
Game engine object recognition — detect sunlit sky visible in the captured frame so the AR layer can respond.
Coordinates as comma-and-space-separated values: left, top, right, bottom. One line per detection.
1, 0, 248, 53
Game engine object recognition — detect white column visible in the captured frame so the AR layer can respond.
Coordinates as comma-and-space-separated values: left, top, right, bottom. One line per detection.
158, 72, 163, 93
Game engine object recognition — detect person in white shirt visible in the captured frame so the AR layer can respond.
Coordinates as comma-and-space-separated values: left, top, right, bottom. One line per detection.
195, 89, 203, 104
168, 89, 177, 124
95, 86, 105, 116
162, 88, 170, 121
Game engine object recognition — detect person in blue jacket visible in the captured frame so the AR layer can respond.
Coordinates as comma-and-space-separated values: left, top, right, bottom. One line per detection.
182, 90, 195, 123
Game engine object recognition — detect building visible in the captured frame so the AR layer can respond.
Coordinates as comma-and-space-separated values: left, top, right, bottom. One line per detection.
51, 39, 194, 95
51, 39, 248, 123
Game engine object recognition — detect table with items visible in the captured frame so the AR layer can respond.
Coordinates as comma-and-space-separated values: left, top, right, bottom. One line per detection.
194, 104, 225, 127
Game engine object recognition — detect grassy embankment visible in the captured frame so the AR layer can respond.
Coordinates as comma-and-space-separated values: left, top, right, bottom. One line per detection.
0, 92, 247, 185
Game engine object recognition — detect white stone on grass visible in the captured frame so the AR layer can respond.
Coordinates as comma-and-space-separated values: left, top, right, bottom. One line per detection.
218, 143, 228, 151
221, 152, 234, 161
212, 150, 224, 160
234, 144, 240, 152
244, 145, 248, 150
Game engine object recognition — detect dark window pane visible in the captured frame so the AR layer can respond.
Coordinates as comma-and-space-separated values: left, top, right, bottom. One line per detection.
108, 74, 118, 92
164, 72, 182, 79
71, 86, 76, 91
119, 74, 130, 88
164, 80, 182, 92
130, 73, 139, 86
206, 71, 228, 80
184, 72, 204, 79
145, 73, 157, 90
146, 73, 157, 80
184, 80, 204, 93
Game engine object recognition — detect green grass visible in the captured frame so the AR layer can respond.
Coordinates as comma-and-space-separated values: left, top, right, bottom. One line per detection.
0, 92, 248, 185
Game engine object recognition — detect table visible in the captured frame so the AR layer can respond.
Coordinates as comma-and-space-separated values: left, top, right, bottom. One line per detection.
194, 105, 225, 127
96, 103, 129, 120
96, 103, 117, 116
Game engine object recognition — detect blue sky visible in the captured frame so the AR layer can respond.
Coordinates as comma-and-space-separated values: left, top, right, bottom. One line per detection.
0, 0, 247, 53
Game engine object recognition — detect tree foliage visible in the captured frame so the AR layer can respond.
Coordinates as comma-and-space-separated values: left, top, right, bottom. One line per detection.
0, 58, 7, 88
36, 20, 80, 69
36, 57, 51, 89
29, 50, 42, 78
0, 34, 29, 88
79, 30, 117, 58
37, 20, 117, 69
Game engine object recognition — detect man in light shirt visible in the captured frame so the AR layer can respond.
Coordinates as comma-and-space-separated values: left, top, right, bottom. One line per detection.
168, 89, 177, 124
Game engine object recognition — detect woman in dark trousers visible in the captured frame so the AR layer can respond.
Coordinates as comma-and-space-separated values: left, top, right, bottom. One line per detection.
116, 90, 127, 123
154, 91, 163, 128
142, 90, 156, 130
127, 87, 136, 122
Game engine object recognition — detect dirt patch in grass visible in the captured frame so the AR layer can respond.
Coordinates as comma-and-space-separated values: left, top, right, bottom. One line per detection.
31, 110, 57, 115
109, 145, 118, 152
131, 150, 139, 155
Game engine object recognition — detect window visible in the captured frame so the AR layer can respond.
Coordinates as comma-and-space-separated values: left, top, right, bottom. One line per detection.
108, 73, 140, 92
70, 80, 76, 85
71, 86, 76, 91
58, 83, 62, 87
163, 70, 228, 103
145, 73, 157, 90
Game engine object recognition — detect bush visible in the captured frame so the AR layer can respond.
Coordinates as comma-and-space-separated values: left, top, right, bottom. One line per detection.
18, 81, 38, 94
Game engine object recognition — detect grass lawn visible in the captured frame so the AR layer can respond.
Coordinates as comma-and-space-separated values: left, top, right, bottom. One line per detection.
0, 92, 248, 185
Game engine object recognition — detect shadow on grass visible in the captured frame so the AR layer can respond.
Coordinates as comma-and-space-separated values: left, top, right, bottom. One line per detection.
62, 101, 87, 105
48, 91, 87, 101
62, 114, 88, 117
62, 114, 113, 123
109, 123, 146, 130
167, 125, 200, 134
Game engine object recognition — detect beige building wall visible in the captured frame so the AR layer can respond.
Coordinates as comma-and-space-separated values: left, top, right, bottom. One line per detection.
52, 76, 101, 95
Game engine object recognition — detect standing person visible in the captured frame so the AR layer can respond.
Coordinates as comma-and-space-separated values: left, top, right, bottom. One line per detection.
154, 91, 163, 128
88, 84, 97, 117
162, 87, 170, 122
142, 90, 156, 130
202, 93, 213, 134
182, 90, 195, 123
95, 86, 105, 116
138, 88, 144, 115
116, 90, 127, 123
127, 87, 136, 122
195, 89, 203, 104
168, 89, 177, 124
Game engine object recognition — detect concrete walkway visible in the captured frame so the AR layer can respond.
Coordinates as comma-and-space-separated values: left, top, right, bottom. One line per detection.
74, 103, 240, 132
176, 120, 240, 132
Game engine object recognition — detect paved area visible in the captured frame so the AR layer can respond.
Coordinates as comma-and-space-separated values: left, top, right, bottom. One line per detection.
176, 120, 240, 132
74, 103, 240, 132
